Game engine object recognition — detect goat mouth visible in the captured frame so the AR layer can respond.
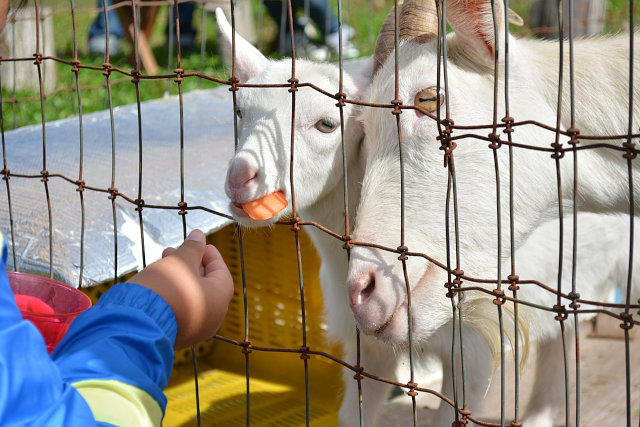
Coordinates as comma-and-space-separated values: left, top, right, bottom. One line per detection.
229, 201, 249, 218
374, 303, 404, 337
372, 263, 436, 340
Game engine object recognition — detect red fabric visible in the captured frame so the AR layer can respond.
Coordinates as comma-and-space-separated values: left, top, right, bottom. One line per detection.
14, 294, 64, 352
14, 294, 55, 315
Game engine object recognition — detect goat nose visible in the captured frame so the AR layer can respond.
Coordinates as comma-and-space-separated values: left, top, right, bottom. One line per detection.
227, 158, 259, 191
349, 272, 376, 308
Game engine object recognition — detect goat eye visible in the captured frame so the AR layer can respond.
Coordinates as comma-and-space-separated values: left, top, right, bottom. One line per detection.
414, 87, 444, 113
236, 109, 243, 119
314, 117, 339, 133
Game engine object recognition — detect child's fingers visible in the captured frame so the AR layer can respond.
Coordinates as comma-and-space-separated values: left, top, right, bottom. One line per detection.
202, 244, 229, 277
172, 230, 206, 267
162, 247, 176, 258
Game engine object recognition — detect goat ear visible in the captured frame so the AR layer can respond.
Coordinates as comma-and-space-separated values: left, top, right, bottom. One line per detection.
445, 0, 505, 64
344, 56, 374, 100
215, 8, 269, 82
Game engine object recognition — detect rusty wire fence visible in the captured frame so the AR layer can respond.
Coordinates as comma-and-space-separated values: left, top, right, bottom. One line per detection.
0, 0, 639, 426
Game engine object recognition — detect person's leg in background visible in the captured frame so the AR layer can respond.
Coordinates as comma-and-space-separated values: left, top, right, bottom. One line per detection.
263, 0, 315, 56
295, 0, 358, 57
88, 0, 125, 56
168, 1, 197, 51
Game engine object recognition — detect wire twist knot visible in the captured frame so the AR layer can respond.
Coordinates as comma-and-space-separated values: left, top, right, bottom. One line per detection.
299, 345, 310, 360
568, 291, 581, 310
567, 127, 580, 145
553, 304, 568, 321
623, 141, 637, 160
134, 198, 145, 212
406, 381, 418, 397
501, 116, 514, 135
619, 312, 634, 331
353, 365, 364, 380
492, 288, 506, 306
178, 201, 188, 216
241, 339, 252, 354
173, 68, 184, 83
228, 76, 240, 92
288, 78, 299, 93
488, 132, 502, 149
550, 141, 564, 159
107, 186, 118, 201
342, 234, 353, 250
397, 245, 408, 261
391, 98, 403, 116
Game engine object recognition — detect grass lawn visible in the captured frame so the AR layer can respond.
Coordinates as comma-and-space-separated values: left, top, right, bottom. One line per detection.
1, 0, 637, 130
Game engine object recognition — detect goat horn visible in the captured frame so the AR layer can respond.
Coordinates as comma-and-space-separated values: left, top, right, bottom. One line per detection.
373, 0, 403, 74
373, 1, 522, 74
399, 0, 439, 43
373, 0, 438, 74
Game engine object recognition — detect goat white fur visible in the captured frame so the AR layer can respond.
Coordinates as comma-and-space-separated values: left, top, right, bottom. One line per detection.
215, 6, 375, 394
347, 0, 640, 425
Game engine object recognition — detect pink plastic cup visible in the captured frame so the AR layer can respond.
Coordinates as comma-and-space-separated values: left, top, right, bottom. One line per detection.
8, 271, 92, 353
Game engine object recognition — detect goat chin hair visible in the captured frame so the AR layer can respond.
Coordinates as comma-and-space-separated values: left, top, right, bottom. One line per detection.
459, 294, 530, 386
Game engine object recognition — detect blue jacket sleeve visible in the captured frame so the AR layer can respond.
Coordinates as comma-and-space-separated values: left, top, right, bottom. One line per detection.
0, 234, 178, 425
0, 238, 97, 426
52, 282, 178, 410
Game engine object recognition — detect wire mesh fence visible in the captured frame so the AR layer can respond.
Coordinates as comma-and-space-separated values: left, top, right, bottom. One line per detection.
0, 0, 639, 426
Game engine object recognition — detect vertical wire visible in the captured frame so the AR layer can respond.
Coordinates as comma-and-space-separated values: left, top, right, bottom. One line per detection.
130, 0, 147, 269
40, 0, 47, 100
103, 0, 119, 288
488, 1, 505, 425
501, 0, 520, 423
0, 69, 17, 269
166, 5, 174, 96
33, 0, 53, 278
171, 1, 201, 424
391, 1, 417, 423
436, 1, 460, 421
70, 0, 86, 288
102, 0, 110, 111
622, 2, 635, 426
335, 0, 362, 423
284, 1, 310, 424
10, 16, 17, 129
567, 0, 581, 424
334, 0, 361, 420
199, 6, 207, 89
228, 4, 251, 424
395, 60, 418, 427
552, 1, 570, 425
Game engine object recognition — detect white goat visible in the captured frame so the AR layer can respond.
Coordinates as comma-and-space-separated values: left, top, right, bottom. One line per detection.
217, 10, 453, 423
346, 0, 640, 425
215, 6, 374, 368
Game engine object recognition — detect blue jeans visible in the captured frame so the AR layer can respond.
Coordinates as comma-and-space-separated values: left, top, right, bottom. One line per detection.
264, 0, 339, 39
88, 0, 125, 39
88, 0, 196, 39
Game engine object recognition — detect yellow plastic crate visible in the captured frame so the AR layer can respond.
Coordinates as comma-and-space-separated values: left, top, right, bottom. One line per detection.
163, 224, 343, 426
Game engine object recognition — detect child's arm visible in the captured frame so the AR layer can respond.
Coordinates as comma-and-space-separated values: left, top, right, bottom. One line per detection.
53, 229, 234, 426
0, 229, 233, 426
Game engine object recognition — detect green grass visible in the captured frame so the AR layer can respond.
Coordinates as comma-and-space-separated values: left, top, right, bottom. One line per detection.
1, 0, 637, 130
2, 0, 228, 129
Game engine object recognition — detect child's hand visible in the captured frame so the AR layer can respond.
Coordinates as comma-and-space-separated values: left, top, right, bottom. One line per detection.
130, 229, 234, 349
